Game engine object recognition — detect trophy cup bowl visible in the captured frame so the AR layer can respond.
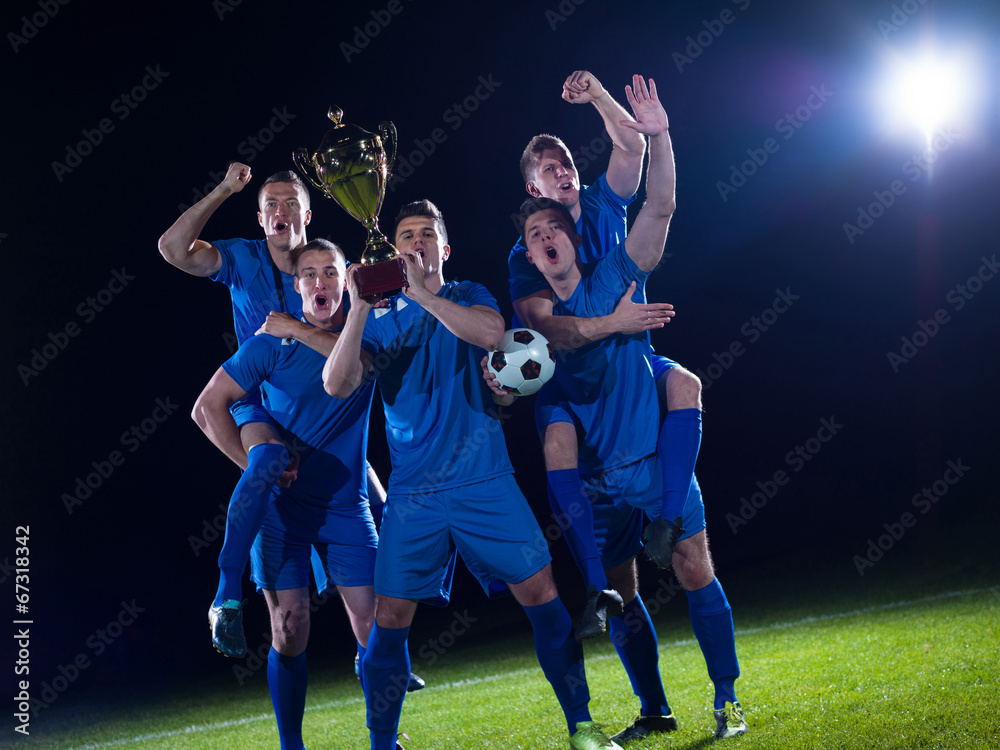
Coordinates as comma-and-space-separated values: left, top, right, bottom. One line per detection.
293, 106, 407, 301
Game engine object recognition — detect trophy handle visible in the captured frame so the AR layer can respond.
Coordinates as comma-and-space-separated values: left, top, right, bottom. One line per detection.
292, 149, 325, 192
379, 121, 397, 177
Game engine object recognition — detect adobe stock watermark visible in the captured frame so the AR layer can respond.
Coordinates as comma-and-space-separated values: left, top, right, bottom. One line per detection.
387, 74, 503, 193
717, 83, 832, 202
17, 267, 136, 386
61, 397, 180, 515
887, 254, 999, 373
672, 0, 751, 73
213, 0, 243, 21
414, 609, 478, 666
693, 287, 799, 390
853, 458, 970, 576
876, 0, 929, 39
842, 124, 961, 244
546, 0, 587, 30
340, 0, 410, 63
25, 600, 144, 718
177, 106, 296, 212
7, 0, 70, 54
726, 415, 844, 533
51, 65, 169, 182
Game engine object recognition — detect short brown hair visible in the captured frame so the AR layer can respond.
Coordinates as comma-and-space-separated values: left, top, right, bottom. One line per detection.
519, 134, 570, 183
392, 199, 449, 247
291, 238, 345, 275
258, 170, 311, 210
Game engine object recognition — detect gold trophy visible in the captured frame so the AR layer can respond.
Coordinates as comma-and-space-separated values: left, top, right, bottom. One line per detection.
293, 106, 407, 300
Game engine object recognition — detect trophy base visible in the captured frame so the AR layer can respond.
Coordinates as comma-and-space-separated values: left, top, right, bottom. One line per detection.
356, 258, 407, 301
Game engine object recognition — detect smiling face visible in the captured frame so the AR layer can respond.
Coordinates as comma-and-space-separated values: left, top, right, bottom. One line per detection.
526, 145, 581, 209
394, 215, 450, 280
293, 248, 346, 329
258, 182, 312, 254
523, 207, 583, 288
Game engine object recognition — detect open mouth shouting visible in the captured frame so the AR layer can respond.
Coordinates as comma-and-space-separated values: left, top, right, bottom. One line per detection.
544, 245, 559, 263
558, 182, 575, 193
274, 222, 288, 234
314, 294, 329, 310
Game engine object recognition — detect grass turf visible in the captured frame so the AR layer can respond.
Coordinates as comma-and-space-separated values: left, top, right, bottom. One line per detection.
18, 549, 999, 749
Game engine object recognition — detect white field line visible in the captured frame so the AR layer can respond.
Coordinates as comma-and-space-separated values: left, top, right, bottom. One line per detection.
69, 585, 997, 749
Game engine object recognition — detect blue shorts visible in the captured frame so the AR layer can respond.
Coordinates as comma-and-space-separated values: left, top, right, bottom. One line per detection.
583, 457, 707, 571
230, 389, 279, 430
251, 493, 377, 592
650, 352, 678, 383
375, 474, 551, 603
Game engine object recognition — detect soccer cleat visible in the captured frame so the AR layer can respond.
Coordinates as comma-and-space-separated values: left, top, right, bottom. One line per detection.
208, 600, 247, 658
570, 721, 624, 749
714, 701, 747, 740
575, 586, 624, 641
396, 732, 410, 749
611, 714, 678, 744
641, 516, 684, 570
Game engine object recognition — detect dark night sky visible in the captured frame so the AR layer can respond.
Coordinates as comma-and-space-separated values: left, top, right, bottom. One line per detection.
3, 0, 998, 734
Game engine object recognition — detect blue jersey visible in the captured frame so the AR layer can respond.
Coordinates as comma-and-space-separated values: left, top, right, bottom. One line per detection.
210, 238, 302, 345
539, 242, 658, 474
508, 173, 634, 304
223, 330, 374, 507
360, 282, 514, 495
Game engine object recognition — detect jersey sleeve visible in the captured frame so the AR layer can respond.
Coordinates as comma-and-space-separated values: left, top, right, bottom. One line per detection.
208, 237, 244, 288
221, 335, 280, 395
456, 280, 502, 314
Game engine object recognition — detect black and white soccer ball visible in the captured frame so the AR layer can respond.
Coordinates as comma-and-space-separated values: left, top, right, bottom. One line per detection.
487, 328, 556, 396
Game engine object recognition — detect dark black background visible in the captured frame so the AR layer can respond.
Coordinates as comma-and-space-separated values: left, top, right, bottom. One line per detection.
3, 0, 998, 737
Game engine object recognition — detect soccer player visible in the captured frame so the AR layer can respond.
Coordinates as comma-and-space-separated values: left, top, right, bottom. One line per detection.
157, 165, 392, 660
509, 70, 701, 633
323, 200, 624, 750
192, 240, 378, 750
514, 76, 746, 742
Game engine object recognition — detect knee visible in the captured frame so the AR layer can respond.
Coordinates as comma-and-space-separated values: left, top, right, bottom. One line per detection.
665, 367, 702, 411
543, 423, 578, 471
606, 561, 638, 605
271, 607, 310, 654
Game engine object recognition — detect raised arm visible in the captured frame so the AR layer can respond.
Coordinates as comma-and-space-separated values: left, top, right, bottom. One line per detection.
562, 70, 646, 199
157, 162, 252, 277
323, 269, 374, 398
400, 253, 505, 351
514, 284, 674, 351
620, 76, 676, 274
191, 368, 251, 470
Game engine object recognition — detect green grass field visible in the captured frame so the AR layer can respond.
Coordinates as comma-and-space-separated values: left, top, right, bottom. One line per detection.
19, 543, 999, 750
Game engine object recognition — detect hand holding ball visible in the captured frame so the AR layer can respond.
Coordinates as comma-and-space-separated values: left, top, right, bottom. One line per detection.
486, 328, 555, 396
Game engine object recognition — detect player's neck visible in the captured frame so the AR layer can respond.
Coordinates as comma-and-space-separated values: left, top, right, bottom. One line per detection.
549, 267, 582, 302
569, 202, 583, 223
267, 238, 304, 275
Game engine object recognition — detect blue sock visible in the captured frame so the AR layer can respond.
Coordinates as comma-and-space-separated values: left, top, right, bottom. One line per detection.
523, 598, 591, 735
216, 443, 288, 605
610, 596, 670, 717
658, 409, 702, 520
547, 469, 607, 591
356, 641, 367, 694
362, 624, 410, 750
686, 578, 740, 709
267, 647, 307, 750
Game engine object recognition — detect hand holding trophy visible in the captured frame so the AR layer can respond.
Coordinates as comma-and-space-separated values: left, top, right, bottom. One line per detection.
293, 106, 407, 301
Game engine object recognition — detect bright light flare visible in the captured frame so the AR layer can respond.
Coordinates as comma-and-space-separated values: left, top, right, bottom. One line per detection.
875, 47, 980, 147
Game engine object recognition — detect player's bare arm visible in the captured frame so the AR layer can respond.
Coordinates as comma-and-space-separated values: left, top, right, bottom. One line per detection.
256, 311, 339, 357
192, 368, 251, 470
563, 70, 646, 199
323, 268, 374, 398
620, 75, 676, 274
400, 251, 505, 351
513, 285, 674, 351
157, 162, 252, 277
